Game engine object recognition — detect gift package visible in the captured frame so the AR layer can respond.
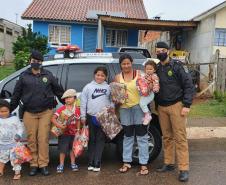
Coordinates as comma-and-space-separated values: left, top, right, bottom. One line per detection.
110, 82, 127, 104
96, 107, 122, 140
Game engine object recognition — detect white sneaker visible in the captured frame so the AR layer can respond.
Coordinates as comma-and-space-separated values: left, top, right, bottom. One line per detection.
88, 166, 94, 171
93, 167, 101, 172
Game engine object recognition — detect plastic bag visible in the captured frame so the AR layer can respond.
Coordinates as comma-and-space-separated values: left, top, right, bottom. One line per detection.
11, 142, 32, 164
73, 126, 89, 157
96, 107, 122, 140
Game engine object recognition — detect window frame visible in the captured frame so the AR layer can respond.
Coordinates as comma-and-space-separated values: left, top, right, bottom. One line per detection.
214, 28, 226, 46
105, 29, 128, 47
48, 24, 71, 47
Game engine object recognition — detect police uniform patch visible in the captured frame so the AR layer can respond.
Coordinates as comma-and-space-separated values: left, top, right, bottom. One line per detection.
42, 77, 48, 83
168, 70, 173, 76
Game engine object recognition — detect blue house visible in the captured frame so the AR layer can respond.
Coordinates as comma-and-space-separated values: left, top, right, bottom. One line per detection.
22, 0, 148, 54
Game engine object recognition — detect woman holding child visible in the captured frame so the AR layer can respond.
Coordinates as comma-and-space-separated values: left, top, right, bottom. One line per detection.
114, 54, 156, 175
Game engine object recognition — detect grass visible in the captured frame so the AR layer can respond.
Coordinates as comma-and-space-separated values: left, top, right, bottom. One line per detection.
190, 99, 226, 118
0, 65, 15, 80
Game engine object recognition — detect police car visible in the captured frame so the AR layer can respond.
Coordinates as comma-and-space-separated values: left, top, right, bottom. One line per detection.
0, 52, 162, 163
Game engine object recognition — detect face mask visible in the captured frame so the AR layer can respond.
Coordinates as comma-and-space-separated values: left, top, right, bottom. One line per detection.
157, 52, 168, 61
31, 62, 42, 70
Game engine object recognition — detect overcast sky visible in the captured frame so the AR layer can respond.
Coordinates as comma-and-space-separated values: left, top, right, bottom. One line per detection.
0, 0, 225, 27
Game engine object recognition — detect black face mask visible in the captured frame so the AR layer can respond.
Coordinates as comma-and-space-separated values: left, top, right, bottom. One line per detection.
157, 52, 168, 61
31, 62, 42, 70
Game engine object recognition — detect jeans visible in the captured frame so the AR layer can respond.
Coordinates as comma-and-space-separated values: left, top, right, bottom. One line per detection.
119, 105, 149, 165
139, 92, 154, 113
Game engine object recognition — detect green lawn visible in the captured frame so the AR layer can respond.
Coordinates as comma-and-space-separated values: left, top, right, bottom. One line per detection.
0, 65, 15, 80
190, 99, 226, 117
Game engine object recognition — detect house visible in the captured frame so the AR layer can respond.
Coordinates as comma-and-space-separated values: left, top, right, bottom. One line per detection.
183, 1, 226, 63
22, 0, 148, 54
0, 18, 23, 64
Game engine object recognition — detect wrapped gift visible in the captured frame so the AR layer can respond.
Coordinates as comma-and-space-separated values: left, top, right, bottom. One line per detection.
73, 126, 89, 157
96, 107, 122, 140
136, 77, 150, 97
110, 82, 127, 104
51, 125, 65, 137
11, 143, 32, 164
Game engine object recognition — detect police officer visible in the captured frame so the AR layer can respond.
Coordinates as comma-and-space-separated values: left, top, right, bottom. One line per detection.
155, 42, 194, 182
10, 50, 64, 176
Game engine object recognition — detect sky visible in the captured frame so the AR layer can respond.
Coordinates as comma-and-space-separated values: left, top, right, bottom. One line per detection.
0, 0, 225, 27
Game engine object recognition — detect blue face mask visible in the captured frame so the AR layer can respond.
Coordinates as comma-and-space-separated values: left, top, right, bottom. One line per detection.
31, 62, 42, 70
157, 52, 168, 61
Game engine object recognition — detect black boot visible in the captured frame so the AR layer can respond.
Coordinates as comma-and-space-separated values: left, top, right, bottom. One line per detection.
178, 171, 189, 182
156, 164, 175, 172
29, 167, 38, 176
40, 166, 50, 176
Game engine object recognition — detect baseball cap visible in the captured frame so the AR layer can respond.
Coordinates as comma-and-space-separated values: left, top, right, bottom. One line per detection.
30, 50, 44, 61
155, 42, 169, 49
61, 89, 77, 99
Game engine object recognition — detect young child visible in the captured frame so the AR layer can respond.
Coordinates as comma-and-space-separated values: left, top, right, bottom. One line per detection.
0, 99, 24, 180
51, 89, 81, 173
139, 60, 160, 125
80, 66, 114, 172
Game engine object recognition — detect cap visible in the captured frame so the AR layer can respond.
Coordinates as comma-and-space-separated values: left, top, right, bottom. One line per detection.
155, 42, 169, 49
30, 50, 44, 61
61, 89, 77, 99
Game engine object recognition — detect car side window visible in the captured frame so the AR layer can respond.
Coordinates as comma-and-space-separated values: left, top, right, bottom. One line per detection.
66, 64, 106, 92
1, 76, 19, 98
43, 65, 59, 77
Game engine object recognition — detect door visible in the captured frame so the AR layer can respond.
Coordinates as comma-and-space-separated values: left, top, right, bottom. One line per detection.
83, 27, 97, 52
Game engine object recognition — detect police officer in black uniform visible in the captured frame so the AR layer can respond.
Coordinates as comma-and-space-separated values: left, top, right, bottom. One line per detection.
155, 42, 194, 182
10, 50, 64, 176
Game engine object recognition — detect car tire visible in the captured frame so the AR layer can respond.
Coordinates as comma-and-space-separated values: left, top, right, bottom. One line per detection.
116, 124, 162, 163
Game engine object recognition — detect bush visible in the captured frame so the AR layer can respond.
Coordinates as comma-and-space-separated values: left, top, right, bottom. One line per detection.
12, 24, 49, 70
13, 51, 30, 70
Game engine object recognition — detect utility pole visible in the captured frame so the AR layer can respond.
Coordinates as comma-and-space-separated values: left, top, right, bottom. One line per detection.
15, 13, 18, 24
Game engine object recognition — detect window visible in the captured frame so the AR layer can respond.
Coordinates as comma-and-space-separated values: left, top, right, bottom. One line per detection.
6, 28, 12, 36
0, 25, 4, 33
67, 64, 106, 92
215, 28, 226, 46
106, 29, 128, 47
14, 31, 20, 37
1, 76, 19, 98
49, 25, 71, 46
43, 65, 59, 77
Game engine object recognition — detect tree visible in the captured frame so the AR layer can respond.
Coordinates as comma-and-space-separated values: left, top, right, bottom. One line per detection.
12, 24, 49, 70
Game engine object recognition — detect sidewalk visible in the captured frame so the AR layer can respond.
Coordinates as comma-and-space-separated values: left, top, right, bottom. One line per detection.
187, 117, 226, 139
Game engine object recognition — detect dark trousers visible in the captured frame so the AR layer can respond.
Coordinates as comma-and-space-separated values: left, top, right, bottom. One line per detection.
87, 115, 106, 166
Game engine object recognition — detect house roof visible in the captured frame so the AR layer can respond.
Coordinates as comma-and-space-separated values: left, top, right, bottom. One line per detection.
192, 0, 226, 21
98, 15, 198, 31
22, 0, 148, 22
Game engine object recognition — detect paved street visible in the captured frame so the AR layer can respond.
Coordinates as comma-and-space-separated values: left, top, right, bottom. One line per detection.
0, 118, 226, 185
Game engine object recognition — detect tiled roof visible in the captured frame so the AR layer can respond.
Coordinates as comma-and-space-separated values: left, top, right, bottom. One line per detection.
22, 0, 148, 22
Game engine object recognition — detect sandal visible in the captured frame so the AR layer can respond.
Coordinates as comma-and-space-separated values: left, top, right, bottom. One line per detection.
119, 163, 131, 173
13, 173, 21, 180
138, 166, 149, 175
